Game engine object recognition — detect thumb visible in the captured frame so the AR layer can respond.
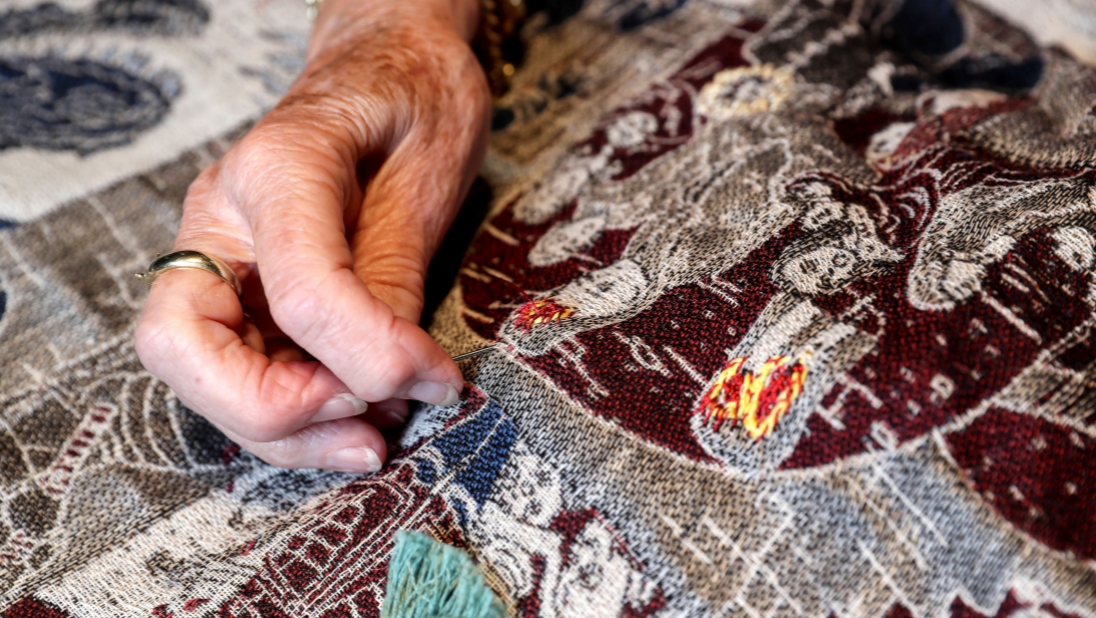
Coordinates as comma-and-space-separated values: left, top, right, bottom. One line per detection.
229, 114, 465, 407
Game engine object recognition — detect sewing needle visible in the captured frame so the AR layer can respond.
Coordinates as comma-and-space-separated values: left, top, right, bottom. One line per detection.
451, 344, 498, 362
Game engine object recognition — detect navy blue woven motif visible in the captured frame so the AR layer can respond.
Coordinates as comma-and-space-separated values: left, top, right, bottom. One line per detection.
876, 0, 1043, 92
0, 0, 207, 155
0, 0, 209, 38
0, 56, 179, 155
422, 400, 517, 510
94, 0, 209, 33
879, 0, 964, 56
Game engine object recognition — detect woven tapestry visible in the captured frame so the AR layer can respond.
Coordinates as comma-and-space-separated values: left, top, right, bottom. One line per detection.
2, 0, 1096, 616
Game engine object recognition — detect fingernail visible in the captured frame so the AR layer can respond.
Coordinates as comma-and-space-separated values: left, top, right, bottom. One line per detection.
313, 393, 368, 422
326, 446, 382, 473
407, 382, 460, 407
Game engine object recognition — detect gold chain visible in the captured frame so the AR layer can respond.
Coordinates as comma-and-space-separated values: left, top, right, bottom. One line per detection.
477, 0, 527, 96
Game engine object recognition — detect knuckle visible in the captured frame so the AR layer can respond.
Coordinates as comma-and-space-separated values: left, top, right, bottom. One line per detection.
353, 345, 417, 399
266, 282, 319, 339
267, 268, 344, 343
233, 407, 294, 444
223, 121, 351, 217
378, 363, 417, 395
231, 390, 297, 443
182, 164, 223, 204
228, 126, 330, 187
229, 352, 320, 443
263, 95, 359, 155
225, 131, 291, 187
273, 91, 351, 127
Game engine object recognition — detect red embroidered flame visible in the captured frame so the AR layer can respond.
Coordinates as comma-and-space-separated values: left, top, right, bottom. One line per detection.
698, 355, 808, 440
514, 299, 576, 332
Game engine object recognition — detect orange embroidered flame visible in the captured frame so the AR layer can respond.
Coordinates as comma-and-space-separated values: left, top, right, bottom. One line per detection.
514, 299, 576, 332
698, 355, 808, 440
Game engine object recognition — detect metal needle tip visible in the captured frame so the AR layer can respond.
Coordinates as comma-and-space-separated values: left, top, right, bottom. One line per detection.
451, 345, 498, 362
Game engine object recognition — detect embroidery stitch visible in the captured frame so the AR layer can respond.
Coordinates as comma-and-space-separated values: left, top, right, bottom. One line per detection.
514, 298, 577, 332
698, 355, 809, 440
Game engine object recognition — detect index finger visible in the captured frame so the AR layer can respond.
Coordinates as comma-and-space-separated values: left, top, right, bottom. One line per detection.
135, 264, 366, 443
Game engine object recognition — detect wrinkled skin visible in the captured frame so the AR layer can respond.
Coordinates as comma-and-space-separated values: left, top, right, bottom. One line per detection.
135, 0, 489, 472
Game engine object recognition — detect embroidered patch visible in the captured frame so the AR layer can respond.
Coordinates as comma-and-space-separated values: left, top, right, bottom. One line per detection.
697, 355, 808, 440
514, 299, 577, 332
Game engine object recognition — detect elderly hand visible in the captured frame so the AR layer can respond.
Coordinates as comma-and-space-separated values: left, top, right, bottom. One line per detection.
135, 0, 489, 473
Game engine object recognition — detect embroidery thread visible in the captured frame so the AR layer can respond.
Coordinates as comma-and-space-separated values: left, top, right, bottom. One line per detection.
698, 355, 808, 440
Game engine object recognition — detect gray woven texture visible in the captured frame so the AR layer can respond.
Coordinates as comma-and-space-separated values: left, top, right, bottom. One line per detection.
2, 1, 1096, 617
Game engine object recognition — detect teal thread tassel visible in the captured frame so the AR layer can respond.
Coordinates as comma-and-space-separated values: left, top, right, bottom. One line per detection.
381, 531, 506, 618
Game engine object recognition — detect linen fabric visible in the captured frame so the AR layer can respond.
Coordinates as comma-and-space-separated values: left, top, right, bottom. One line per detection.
1, 0, 1096, 616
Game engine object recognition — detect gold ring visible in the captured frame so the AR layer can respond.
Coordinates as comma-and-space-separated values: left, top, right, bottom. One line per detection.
136, 251, 242, 297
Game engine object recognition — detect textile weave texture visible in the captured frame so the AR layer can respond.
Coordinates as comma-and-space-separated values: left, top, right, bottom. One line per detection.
2, 0, 1096, 616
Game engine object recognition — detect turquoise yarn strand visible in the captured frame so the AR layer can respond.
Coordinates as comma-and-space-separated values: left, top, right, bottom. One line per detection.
381, 531, 506, 618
